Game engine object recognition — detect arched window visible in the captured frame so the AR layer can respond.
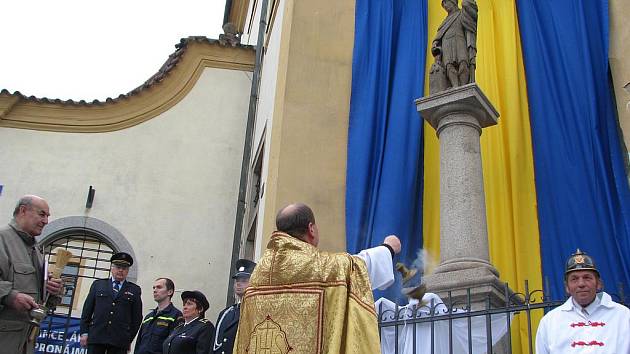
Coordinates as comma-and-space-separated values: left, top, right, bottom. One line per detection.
42, 231, 116, 317
35, 217, 137, 353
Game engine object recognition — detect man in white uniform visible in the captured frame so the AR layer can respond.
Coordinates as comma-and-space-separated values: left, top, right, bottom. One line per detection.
536, 249, 630, 353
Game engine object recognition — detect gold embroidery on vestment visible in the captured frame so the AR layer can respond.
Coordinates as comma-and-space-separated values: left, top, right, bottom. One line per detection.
235, 232, 380, 354
247, 315, 292, 354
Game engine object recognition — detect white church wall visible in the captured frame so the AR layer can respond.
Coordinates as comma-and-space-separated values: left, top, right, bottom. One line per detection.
0, 66, 250, 320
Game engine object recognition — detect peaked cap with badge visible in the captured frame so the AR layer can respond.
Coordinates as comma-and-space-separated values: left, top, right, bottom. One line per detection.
110, 252, 134, 267
232, 259, 256, 279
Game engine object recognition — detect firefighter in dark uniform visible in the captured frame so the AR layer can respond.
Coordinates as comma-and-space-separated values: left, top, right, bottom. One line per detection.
80, 252, 143, 354
134, 278, 183, 354
212, 259, 256, 354
163, 290, 215, 354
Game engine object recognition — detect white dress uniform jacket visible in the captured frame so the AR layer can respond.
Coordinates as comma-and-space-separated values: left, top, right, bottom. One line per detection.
536, 292, 630, 353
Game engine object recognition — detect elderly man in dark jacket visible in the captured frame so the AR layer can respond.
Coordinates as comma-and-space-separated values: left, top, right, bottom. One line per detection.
80, 252, 142, 354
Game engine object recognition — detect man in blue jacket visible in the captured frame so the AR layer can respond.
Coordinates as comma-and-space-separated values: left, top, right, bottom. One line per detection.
213, 259, 255, 354
80, 252, 142, 354
134, 277, 182, 354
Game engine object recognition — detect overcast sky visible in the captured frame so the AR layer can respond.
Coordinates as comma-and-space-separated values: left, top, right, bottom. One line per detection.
1, 0, 226, 100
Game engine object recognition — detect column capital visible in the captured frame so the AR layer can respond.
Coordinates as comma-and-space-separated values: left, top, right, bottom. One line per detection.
415, 83, 499, 132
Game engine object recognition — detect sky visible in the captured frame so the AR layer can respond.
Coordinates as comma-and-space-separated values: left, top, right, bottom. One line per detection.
1, 0, 226, 101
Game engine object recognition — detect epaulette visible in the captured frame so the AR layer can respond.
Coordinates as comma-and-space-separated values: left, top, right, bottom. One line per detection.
199, 318, 209, 323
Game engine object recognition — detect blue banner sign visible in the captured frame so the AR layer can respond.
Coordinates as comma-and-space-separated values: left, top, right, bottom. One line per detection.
35, 314, 85, 354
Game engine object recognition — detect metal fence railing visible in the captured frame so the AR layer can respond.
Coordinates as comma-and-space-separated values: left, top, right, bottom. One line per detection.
377, 281, 628, 354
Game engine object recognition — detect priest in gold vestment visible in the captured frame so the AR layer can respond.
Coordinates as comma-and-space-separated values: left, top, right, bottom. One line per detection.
234, 203, 401, 354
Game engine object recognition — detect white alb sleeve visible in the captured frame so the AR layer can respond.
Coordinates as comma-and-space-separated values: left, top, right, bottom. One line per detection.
355, 246, 395, 290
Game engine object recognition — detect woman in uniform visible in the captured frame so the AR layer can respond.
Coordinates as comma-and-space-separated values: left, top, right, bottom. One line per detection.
163, 290, 215, 354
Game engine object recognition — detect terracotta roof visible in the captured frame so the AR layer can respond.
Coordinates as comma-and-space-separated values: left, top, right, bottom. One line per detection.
0, 36, 253, 106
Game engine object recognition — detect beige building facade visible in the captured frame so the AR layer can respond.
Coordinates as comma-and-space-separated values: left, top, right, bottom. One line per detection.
233, 0, 630, 259
234, 0, 355, 257
610, 0, 630, 173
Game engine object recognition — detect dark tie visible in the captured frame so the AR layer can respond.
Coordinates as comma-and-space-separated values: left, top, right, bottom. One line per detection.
113, 281, 121, 294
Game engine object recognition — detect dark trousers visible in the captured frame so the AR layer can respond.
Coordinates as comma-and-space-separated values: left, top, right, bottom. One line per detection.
88, 343, 127, 354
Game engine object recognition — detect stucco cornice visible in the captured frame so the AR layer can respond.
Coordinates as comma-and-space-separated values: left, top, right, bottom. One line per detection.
0, 38, 255, 133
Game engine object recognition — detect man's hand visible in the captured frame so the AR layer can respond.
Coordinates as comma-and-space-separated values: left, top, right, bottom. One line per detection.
80, 334, 88, 348
383, 235, 401, 255
10, 292, 39, 312
46, 277, 64, 296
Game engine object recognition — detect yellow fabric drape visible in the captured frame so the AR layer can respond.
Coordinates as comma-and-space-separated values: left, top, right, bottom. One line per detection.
423, 1, 543, 352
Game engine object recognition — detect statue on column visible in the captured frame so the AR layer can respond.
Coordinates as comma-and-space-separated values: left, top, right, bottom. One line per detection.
429, 0, 478, 94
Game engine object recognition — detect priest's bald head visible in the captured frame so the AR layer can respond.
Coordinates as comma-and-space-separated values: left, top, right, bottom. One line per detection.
276, 203, 320, 247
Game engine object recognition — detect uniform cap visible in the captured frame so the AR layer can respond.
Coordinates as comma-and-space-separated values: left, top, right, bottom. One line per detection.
565, 249, 599, 276
181, 290, 210, 312
110, 252, 133, 267
232, 259, 256, 279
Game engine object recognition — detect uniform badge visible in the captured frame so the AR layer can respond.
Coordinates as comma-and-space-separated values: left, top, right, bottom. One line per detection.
574, 255, 585, 264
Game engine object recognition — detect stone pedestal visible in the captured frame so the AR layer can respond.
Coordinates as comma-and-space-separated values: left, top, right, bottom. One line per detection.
415, 83, 511, 312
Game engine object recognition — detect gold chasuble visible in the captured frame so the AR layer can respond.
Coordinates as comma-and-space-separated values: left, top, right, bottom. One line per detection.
234, 232, 381, 354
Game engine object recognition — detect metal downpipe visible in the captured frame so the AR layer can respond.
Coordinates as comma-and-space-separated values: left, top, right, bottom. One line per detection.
226, 0, 270, 305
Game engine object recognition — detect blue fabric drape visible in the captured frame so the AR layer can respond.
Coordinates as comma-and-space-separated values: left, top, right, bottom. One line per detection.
516, 0, 630, 299
347, 0, 427, 300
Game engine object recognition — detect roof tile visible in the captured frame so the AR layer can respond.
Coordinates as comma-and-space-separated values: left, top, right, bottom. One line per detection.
0, 36, 253, 106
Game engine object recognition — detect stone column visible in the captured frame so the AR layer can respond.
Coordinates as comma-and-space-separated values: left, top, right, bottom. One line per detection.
416, 83, 507, 308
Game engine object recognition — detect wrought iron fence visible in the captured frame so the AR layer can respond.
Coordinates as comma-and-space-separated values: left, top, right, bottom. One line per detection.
377, 281, 628, 354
